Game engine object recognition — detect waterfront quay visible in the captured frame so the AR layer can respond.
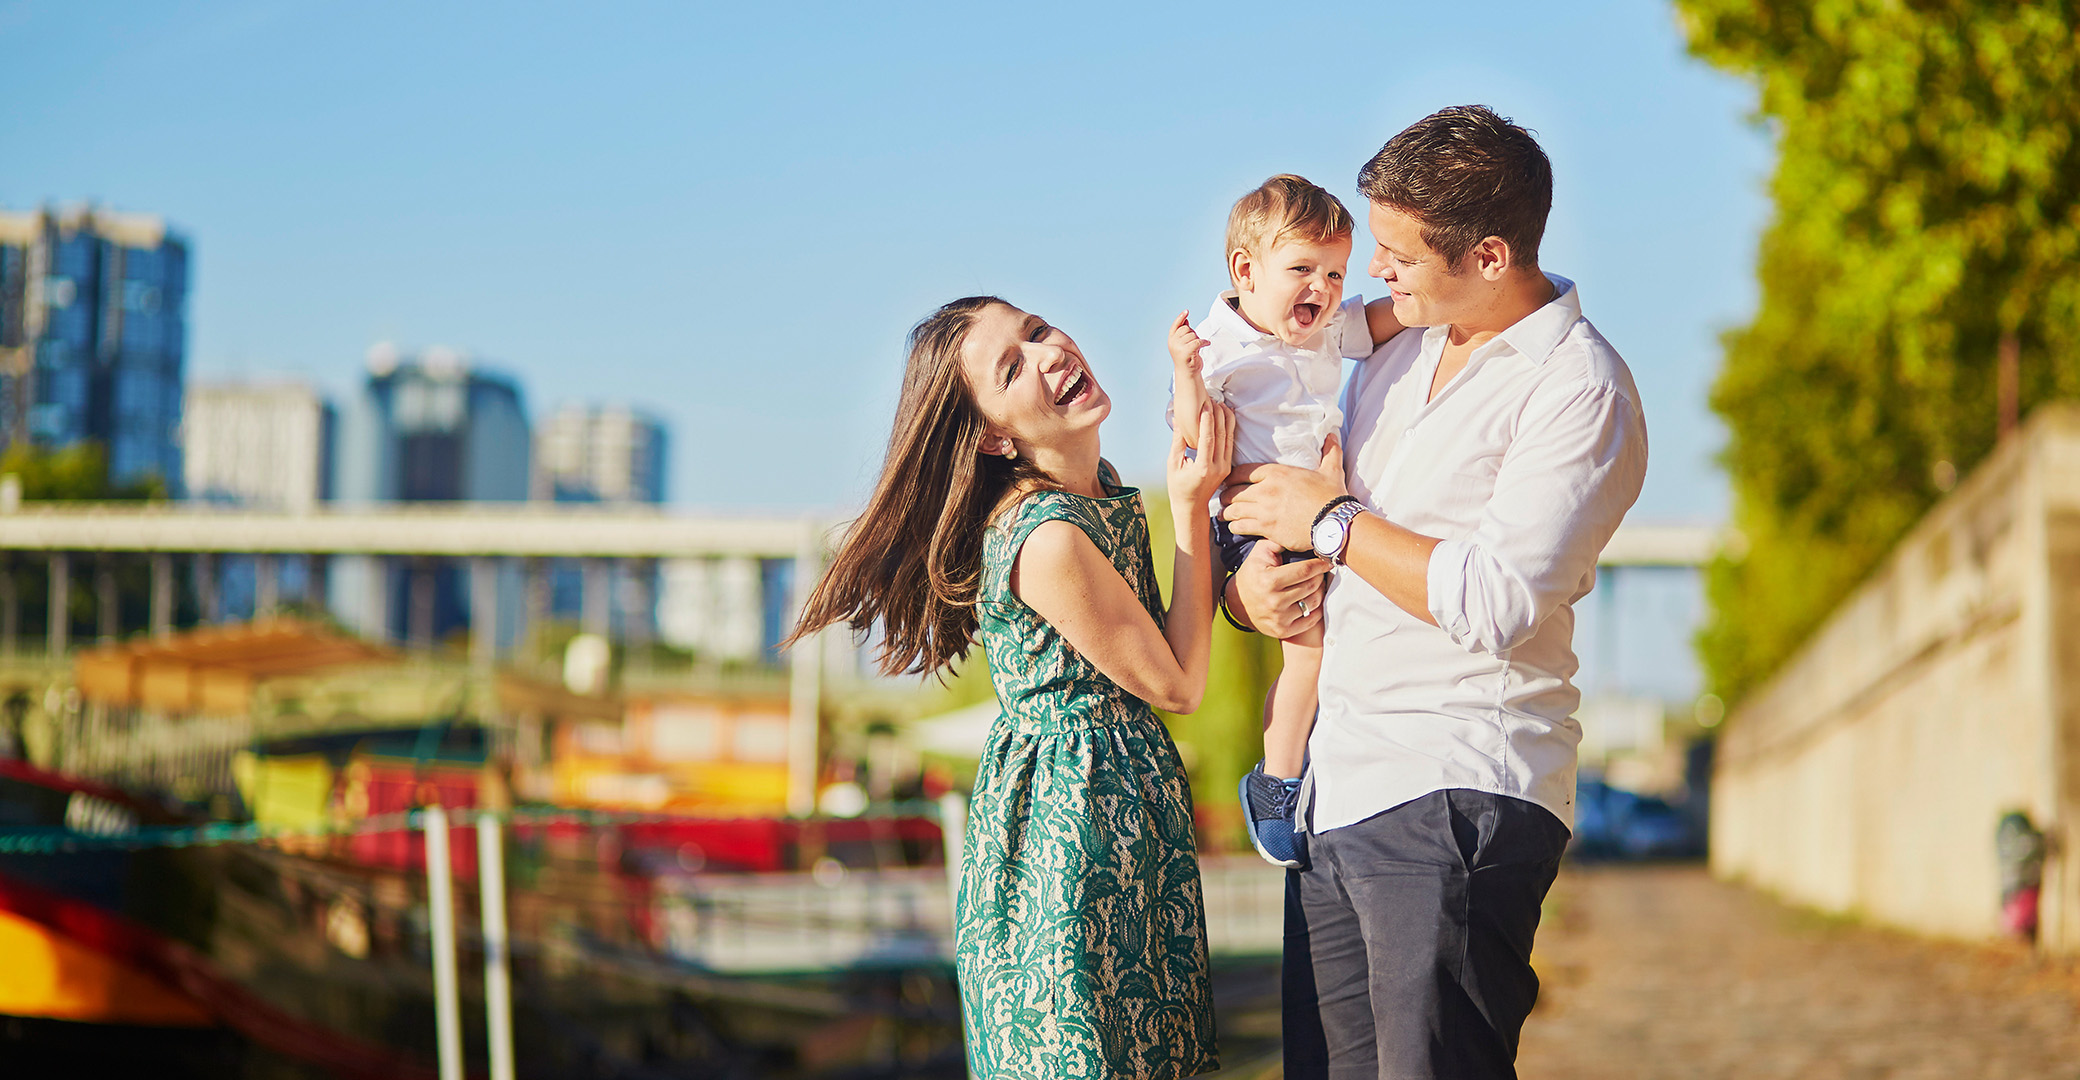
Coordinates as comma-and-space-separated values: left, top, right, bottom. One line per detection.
1518, 865, 2080, 1080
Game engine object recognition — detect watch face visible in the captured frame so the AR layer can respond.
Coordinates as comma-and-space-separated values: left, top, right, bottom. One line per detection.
1312, 518, 1341, 557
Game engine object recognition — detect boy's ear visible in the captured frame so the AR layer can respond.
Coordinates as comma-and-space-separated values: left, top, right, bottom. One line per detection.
1229, 247, 1256, 293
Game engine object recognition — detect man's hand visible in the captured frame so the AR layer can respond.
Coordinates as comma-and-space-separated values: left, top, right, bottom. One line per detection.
1225, 540, 1329, 637
1221, 434, 1349, 552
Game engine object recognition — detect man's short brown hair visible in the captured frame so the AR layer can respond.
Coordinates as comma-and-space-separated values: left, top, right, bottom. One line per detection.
1357, 105, 1552, 270
1225, 174, 1355, 283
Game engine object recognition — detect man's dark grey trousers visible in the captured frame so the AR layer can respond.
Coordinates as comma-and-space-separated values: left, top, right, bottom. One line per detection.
1282, 788, 1570, 1079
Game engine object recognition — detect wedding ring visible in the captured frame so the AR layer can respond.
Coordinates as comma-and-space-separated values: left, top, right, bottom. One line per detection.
1298, 599, 1311, 618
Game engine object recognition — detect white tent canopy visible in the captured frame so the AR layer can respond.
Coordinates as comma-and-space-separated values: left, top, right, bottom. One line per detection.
908, 699, 999, 758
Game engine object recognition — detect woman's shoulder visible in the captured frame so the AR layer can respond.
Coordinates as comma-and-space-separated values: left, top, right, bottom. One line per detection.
993, 485, 1094, 537
1013, 515, 1106, 575
987, 469, 1141, 545
995, 486, 1120, 550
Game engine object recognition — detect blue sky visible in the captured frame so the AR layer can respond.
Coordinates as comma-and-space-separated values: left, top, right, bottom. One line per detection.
1, 0, 1768, 534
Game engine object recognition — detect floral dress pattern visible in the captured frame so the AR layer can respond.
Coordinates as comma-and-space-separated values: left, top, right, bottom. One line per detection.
955, 466, 1218, 1079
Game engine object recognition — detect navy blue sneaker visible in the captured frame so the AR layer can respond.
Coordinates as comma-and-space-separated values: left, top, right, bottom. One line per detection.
1239, 762, 1308, 870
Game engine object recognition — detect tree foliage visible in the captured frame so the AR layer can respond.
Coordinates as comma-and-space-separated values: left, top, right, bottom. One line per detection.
0, 442, 167, 644
0, 442, 164, 501
1676, 0, 2080, 701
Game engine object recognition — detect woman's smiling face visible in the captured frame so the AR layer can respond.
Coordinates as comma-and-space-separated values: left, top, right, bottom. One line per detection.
958, 302, 1109, 457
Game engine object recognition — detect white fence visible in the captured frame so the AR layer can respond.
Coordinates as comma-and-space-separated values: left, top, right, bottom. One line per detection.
651, 854, 1289, 974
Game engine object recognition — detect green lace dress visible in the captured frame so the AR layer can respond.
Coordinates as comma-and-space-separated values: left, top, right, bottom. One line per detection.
955, 467, 1219, 1080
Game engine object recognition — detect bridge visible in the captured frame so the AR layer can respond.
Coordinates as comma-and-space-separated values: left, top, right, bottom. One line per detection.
0, 503, 1718, 563
0, 505, 1719, 654
0, 504, 1718, 815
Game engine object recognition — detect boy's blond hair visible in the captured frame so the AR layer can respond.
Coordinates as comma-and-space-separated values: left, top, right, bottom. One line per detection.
1225, 174, 1356, 284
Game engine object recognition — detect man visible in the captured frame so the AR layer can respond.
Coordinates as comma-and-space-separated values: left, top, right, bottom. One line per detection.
1221, 105, 1648, 1078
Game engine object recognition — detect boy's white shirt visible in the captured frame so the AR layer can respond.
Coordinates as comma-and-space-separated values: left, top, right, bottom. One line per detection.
1174, 291, 1374, 469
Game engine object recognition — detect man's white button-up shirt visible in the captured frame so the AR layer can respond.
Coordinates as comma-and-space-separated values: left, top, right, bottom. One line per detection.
1312, 274, 1647, 833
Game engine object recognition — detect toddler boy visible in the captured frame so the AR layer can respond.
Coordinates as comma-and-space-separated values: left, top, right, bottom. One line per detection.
1169, 174, 1401, 869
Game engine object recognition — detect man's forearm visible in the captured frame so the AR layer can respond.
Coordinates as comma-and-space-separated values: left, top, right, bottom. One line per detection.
1341, 512, 1442, 627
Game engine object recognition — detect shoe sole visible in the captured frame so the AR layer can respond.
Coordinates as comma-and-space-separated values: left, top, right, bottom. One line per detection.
1239, 772, 1305, 871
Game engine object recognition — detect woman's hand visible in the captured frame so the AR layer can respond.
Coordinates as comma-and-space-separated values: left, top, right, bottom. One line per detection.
1168, 400, 1235, 512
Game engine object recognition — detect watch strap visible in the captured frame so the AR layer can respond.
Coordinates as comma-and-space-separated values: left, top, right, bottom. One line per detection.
1325, 500, 1367, 564
1312, 495, 1360, 528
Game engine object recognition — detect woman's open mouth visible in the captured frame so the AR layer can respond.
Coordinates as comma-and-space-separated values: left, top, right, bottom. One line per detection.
1054, 368, 1091, 407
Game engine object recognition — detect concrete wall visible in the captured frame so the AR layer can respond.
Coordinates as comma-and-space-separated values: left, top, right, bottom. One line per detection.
1713, 406, 2080, 953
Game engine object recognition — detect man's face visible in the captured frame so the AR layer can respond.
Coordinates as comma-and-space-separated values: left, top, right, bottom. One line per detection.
1366, 201, 1483, 329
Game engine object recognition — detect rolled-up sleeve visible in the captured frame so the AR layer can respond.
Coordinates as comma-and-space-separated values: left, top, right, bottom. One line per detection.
1425, 379, 1647, 655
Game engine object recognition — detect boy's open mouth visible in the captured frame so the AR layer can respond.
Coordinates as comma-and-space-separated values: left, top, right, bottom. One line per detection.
1292, 302, 1322, 327
1055, 369, 1090, 406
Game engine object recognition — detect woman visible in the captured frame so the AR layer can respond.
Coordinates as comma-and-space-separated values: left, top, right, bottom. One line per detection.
790, 296, 1234, 1078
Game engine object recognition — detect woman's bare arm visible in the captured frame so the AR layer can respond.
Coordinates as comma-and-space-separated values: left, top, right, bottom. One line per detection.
1014, 520, 1207, 712
1013, 404, 1234, 713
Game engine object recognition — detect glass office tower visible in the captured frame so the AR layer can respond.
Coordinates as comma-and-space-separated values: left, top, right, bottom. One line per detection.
330, 344, 531, 645
531, 404, 669, 641
0, 205, 188, 491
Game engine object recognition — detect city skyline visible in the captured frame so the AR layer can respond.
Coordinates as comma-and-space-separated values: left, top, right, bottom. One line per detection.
0, 0, 1768, 519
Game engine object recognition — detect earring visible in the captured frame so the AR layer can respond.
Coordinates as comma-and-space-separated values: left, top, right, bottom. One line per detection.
1003, 446, 1018, 460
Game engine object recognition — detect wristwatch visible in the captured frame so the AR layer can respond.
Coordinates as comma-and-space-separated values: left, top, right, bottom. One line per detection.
1310, 496, 1366, 564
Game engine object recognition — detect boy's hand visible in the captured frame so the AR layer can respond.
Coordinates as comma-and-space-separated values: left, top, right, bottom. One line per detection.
1168, 311, 1209, 375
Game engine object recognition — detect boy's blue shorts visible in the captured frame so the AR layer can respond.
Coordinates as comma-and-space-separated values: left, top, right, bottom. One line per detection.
1213, 514, 1317, 573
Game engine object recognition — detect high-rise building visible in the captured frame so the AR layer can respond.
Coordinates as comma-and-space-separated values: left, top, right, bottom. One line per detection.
532, 404, 668, 643
334, 343, 530, 506
532, 403, 668, 504
329, 344, 530, 645
182, 381, 335, 511
0, 204, 189, 489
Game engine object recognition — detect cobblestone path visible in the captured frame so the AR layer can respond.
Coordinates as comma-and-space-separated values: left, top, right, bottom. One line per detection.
1519, 864, 2080, 1080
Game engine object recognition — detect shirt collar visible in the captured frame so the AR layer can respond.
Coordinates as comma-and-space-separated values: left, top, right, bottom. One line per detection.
1413, 273, 1581, 364
1490, 273, 1581, 364
1202, 290, 1275, 347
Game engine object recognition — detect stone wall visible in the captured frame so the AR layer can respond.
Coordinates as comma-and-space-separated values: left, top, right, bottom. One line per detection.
1712, 406, 2080, 953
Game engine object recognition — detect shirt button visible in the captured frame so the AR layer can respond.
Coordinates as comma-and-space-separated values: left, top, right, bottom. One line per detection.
1323, 636, 1336, 647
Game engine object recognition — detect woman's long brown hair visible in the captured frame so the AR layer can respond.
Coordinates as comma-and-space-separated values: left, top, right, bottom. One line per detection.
786, 296, 1055, 676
